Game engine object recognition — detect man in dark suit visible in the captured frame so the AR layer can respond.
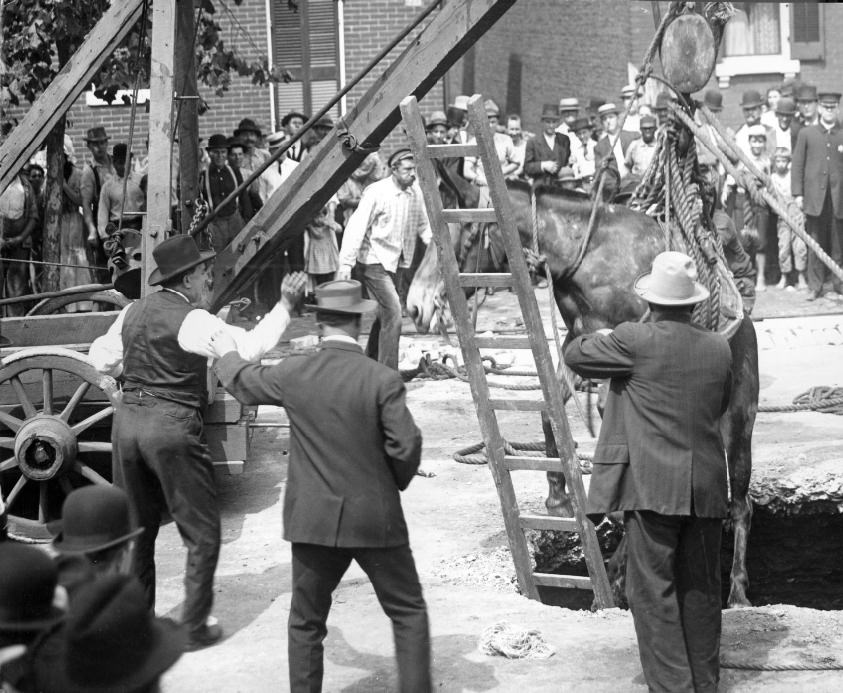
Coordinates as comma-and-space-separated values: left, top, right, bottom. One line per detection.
791, 91, 843, 300
524, 103, 571, 185
593, 102, 640, 180
210, 280, 430, 693
565, 251, 732, 693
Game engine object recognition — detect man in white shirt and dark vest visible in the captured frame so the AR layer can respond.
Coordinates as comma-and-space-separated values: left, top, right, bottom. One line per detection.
88, 234, 306, 650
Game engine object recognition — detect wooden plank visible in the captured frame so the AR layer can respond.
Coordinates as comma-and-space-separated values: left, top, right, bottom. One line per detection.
1, 313, 120, 348
427, 143, 479, 158
532, 572, 593, 590
210, 0, 517, 309
489, 398, 546, 411
205, 394, 255, 424
442, 208, 499, 224
206, 421, 250, 468
519, 513, 579, 532
0, 0, 145, 193
458, 273, 513, 288
474, 335, 535, 349
504, 455, 564, 472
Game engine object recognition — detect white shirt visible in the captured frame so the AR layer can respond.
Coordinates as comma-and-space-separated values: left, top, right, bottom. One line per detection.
88, 291, 293, 377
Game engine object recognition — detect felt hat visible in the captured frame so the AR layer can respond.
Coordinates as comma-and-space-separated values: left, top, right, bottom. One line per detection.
654, 92, 671, 110
597, 103, 619, 117
558, 97, 580, 112
32, 575, 186, 693
0, 543, 65, 632
84, 127, 109, 143
426, 110, 448, 128
747, 124, 767, 139
571, 116, 592, 131
740, 90, 764, 109
205, 133, 228, 151
775, 97, 797, 116
634, 251, 710, 306
795, 84, 818, 102
233, 118, 262, 137
587, 96, 606, 112
483, 99, 500, 117
639, 114, 658, 129
818, 91, 842, 106
51, 486, 143, 555
147, 234, 216, 286
702, 89, 723, 112
280, 111, 308, 127
540, 104, 560, 120
264, 131, 287, 148
451, 95, 470, 111
226, 135, 247, 150
305, 280, 377, 314
773, 146, 791, 161
388, 148, 414, 168
446, 106, 466, 127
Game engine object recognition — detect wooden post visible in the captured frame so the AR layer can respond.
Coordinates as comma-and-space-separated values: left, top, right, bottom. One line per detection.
143, 0, 177, 297
176, 0, 200, 235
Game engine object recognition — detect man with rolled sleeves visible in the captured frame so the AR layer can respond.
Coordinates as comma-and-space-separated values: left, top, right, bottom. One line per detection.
791, 91, 843, 300
566, 251, 732, 693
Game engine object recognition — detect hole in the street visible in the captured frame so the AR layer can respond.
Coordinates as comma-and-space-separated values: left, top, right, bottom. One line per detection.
531, 505, 843, 611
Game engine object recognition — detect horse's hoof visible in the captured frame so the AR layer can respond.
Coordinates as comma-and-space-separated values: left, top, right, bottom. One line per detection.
727, 588, 752, 608
545, 497, 574, 518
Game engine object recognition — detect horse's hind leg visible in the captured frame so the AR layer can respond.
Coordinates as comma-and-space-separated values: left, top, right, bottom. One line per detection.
543, 412, 574, 517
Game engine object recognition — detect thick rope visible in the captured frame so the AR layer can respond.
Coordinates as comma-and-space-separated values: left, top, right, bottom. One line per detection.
479, 622, 555, 659
721, 660, 843, 672
453, 439, 594, 471
758, 386, 843, 415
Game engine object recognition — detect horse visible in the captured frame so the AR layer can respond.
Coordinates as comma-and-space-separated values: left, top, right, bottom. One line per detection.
407, 179, 758, 608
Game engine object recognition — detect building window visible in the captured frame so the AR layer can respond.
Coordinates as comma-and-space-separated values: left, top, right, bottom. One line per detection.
271, 0, 339, 125
790, 2, 824, 61
715, 3, 800, 88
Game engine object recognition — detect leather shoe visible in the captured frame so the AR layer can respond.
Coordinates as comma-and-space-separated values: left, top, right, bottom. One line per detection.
806, 291, 822, 302
186, 622, 223, 651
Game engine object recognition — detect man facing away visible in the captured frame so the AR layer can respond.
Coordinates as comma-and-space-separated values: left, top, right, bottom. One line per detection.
565, 251, 732, 693
210, 279, 430, 693
337, 149, 431, 370
89, 234, 306, 651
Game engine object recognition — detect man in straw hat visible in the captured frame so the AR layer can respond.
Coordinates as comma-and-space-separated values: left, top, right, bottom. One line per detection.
89, 234, 306, 650
566, 251, 732, 693
210, 279, 430, 692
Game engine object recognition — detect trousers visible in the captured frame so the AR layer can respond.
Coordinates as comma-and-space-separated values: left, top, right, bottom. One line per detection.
804, 190, 843, 295
624, 510, 722, 693
356, 262, 403, 370
289, 542, 431, 693
112, 392, 221, 633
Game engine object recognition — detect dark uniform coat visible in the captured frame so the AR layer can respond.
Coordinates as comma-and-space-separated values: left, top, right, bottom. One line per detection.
524, 132, 571, 183
791, 121, 843, 218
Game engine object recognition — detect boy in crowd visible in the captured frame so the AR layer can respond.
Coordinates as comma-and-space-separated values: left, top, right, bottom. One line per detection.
770, 147, 808, 291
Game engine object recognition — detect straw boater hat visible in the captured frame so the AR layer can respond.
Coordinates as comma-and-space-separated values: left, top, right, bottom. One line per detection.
264, 131, 287, 148
50, 486, 143, 555
305, 280, 377, 314
634, 251, 709, 306
559, 97, 580, 113
597, 103, 619, 117
147, 234, 216, 286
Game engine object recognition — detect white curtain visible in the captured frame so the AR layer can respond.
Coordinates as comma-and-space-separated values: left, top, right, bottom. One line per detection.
724, 3, 781, 56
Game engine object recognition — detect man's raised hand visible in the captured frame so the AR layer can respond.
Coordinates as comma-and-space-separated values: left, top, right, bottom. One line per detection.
280, 271, 307, 312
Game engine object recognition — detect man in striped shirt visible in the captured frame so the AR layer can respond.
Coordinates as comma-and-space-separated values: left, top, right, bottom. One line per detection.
337, 149, 431, 369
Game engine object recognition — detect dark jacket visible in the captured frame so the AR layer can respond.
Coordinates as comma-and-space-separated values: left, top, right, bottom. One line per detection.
565, 314, 732, 520
524, 132, 571, 183
594, 130, 640, 173
216, 340, 422, 546
791, 120, 843, 218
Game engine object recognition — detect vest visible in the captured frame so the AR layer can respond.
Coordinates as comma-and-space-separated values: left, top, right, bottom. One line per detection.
121, 291, 208, 408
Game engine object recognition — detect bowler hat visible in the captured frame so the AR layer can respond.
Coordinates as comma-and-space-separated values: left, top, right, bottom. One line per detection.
280, 111, 308, 127
597, 103, 619, 117
540, 104, 559, 120
32, 575, 186, 693
818, 91, 842, 106
795, 84, 818, 102
426, 110, 448, 129
305, 280, 377, 314
571, 116, 592, 132
703, 89, 723, 112
147, 234, 216, 286
559, 97, 580, 112
51, 486, 143, 555
233, 118, 262, 137
84, 127, 109, 143
775, 97, 797, 116
205, 133, 228, 150
740, 90, 763, 109
0, 543, 64, 632
634, 251, 710, 306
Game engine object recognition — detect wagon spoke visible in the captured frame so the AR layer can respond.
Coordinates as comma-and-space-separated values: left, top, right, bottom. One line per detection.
60, 382, 91, 422
10, 376, 36, 418
71, 405, 114, 435
0, 456, 18, 472
0, 410, 24, 432
4, 474, 27, 508
38, 483, 48, 523
0, 437, 15, 450
74, 462, 110, 486
77, 441, 112, 454
42, 369, 54, 415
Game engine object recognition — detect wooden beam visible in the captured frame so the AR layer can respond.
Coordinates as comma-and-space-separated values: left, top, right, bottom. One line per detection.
210, 0, 516, 309
0, 313, 121, 348
143, 0, 178, 297
0, 0, 145, 194
176, 0, 200, 234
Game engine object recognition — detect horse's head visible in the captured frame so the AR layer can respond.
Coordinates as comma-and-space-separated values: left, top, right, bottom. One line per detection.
407, 232, 447, 334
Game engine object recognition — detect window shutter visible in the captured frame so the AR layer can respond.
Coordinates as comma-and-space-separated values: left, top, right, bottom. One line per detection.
791, 3, 824, 61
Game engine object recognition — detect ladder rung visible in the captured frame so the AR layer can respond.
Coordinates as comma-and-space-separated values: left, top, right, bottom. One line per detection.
519, 513, 580, 532
458, 273, 513, 288
504, 455, 563, 472
426, 143, 479, 158
442, 208, 499, 224
532, 572, 594, 590
475, 335, 535, 349
489, 398, 546, 411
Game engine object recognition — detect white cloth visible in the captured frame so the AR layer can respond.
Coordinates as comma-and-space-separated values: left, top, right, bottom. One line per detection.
88, 293, 293, 377
0, 177, 27, 221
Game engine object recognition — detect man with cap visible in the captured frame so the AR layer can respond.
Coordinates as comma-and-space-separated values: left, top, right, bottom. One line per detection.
80, 126, 116, 283
556, 97, 580, 137
795, 83, 819, 128
566, 250, 732, 693
792, 90, 843, 300
594, 102, 640, 181
337, 149, 432, 370
524, 104, 572, 186
88, 234, 307, 650
209, 279, 430, 693
624, 114, 658, 177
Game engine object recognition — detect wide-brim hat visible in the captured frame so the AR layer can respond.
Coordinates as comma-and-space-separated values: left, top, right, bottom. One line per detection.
0, 543, 64, 632
50, 486, 144, 555
233, 118, 262, 137
84, 127, 108, 143
32, 575, 186, 693
280, 111, 308, 127
740, 90, 764, 109
148, 234, 216, 286
634, 251, 710, 306
775, 97, 797, 116
540, 103, 559, 120
305, 279, 377, 314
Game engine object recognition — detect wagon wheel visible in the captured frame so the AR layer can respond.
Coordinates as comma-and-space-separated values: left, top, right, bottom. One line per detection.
26, 287, 131, 316
0, 348, 118, 542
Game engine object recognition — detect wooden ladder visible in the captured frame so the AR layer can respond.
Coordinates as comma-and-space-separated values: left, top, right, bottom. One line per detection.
399, 94, 613, 608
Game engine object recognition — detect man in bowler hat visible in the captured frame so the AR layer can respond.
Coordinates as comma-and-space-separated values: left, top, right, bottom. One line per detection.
524, 104, 572, 186
89, 234, 306, 650
566, 251, 732, 693
210, 279, 431, 692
